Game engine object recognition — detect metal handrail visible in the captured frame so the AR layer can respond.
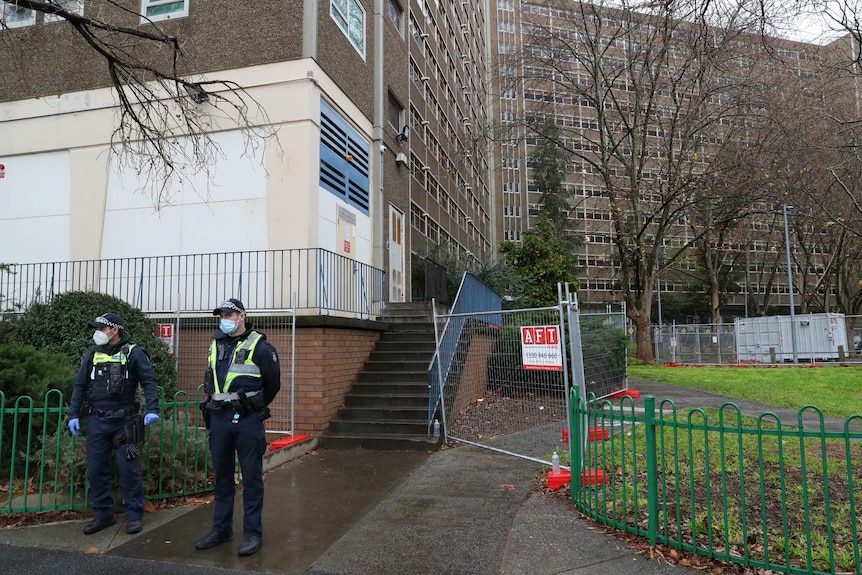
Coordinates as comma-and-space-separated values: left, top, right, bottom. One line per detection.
429, 272, 502, 428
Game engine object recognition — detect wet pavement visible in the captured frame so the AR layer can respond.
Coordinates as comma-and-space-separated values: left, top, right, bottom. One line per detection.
0, 440, 698, 575
0, 380, 782, 575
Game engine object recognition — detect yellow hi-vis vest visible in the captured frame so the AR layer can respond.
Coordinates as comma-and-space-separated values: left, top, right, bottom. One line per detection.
92, 344, 135, 371
208, 332, 263, 394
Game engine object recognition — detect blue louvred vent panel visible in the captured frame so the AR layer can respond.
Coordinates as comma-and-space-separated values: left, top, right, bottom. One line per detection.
320, 99, 370, 215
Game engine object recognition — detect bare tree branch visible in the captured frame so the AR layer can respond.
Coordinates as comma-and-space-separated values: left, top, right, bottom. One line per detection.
2, 0, 278, 207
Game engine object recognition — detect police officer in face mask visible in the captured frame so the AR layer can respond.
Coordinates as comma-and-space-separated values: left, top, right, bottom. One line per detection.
195, 298, 281, 557
67, 313, 161, 535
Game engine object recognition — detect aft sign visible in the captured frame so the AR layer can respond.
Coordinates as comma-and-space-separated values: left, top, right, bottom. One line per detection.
520, 325, 563, 371
157, 323, 175, 355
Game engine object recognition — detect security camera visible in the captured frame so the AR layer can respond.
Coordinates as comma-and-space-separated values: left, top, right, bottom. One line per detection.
395, 125, 410, 142
380, 144, 387, 153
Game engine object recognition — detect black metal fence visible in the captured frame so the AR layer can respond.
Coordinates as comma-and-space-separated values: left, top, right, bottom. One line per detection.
0, 248, 385, 318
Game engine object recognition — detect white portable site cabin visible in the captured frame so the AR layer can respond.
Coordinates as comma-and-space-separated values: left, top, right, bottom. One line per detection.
735, 313, 849, 363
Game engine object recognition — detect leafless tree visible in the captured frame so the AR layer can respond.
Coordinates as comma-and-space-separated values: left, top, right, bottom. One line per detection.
1, 0, 275, 206
501, 0, 778, 360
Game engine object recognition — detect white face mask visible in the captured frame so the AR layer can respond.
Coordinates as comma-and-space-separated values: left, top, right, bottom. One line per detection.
93, 330, 110, 346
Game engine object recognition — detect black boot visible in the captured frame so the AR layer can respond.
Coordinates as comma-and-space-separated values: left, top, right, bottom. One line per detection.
194, 530, 232, 550
238, 535, 261, 556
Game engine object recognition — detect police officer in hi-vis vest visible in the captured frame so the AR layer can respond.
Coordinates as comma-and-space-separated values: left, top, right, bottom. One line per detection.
195, 298, 281, 557
67, 313, 161, 536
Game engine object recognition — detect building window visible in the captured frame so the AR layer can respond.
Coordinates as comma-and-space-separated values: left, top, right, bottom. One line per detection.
45, 0, 84, 22
320, 99, 371, 214
2, 1, 36, 28
387, 93, 403, 131
331, 0, 366, 58
387, 0, 403, 31
141, 0, 188, 22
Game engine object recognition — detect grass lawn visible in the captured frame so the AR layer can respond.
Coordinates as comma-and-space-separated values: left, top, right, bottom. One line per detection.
627, 364, 862, 420
584, 365, 862, 574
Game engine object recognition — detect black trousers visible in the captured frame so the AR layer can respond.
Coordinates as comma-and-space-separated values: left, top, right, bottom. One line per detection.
86, 414, 145, 522
207, 408, 268, 538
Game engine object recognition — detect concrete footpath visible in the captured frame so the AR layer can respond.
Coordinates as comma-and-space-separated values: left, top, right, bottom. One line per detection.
0, 444, 695, 575
0, 382, 749, 575
0, 446, 697, 575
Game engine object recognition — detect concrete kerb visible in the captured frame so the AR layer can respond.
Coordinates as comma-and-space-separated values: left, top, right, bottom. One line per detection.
264, 435, 318, 472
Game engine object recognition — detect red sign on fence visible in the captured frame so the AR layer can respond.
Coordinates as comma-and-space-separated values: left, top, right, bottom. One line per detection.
520, 325, 563, 371
158, 323, 174, 355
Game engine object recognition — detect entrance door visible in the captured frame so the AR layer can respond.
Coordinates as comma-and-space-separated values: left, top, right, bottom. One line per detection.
388, 205, 405, 302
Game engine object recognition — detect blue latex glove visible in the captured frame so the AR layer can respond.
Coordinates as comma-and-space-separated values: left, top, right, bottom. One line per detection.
144, 413, 160, 426
68, 418, 80, 436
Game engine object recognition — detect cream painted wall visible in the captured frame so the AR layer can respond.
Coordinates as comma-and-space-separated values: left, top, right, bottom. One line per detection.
69, 147, 110, 261
0, 150, 71, 263
104, 129, 269, 258
318, 191, 372, 261
0, 60, 379, 280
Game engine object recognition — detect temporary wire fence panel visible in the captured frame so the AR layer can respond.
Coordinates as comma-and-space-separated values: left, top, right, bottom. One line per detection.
440, 307, 569, 465
654, 315, 857, 365
579, 306, 629, 399
654, 323, 738, 365
429, 272, 502, 426
148, 309, 296, 436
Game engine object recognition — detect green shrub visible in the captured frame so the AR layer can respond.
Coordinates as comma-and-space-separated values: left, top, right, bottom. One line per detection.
10, 291, 178, 398
0, 343, 76, 400
28, 424, 88, 493
0, 344, 76, 477
139, 409, 212, 494
34, 409, 212, 497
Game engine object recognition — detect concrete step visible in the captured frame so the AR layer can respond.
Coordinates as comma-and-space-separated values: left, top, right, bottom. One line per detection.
362, 360, 432, 372
323, 316, 438, 451
356, 371, 429, 384
350, 381, 429, 395
367, 350, 434, 362
384, 322, 436, 332
328, 419, 428, 435
320, 433, 440, 451
343, 393, 428, 408
385, 302, 447, 323
374, 340, 437, 353
378, 331, 436, 344
335, 406, 427, 420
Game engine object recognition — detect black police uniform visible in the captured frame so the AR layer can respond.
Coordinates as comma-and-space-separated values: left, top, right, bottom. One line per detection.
204, 323, 280, 543
69, 335, 160, 525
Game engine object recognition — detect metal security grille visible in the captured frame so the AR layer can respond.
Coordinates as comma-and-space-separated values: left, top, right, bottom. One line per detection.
437, 306, 570, 465
148, 309, 296, 436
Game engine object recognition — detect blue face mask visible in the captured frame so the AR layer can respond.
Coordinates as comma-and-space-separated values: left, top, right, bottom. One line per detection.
220, 319, 238, 335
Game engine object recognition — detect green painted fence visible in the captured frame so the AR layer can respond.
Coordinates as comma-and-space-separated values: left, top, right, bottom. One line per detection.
0, 388, 213, 513
570, 391, 862, 575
